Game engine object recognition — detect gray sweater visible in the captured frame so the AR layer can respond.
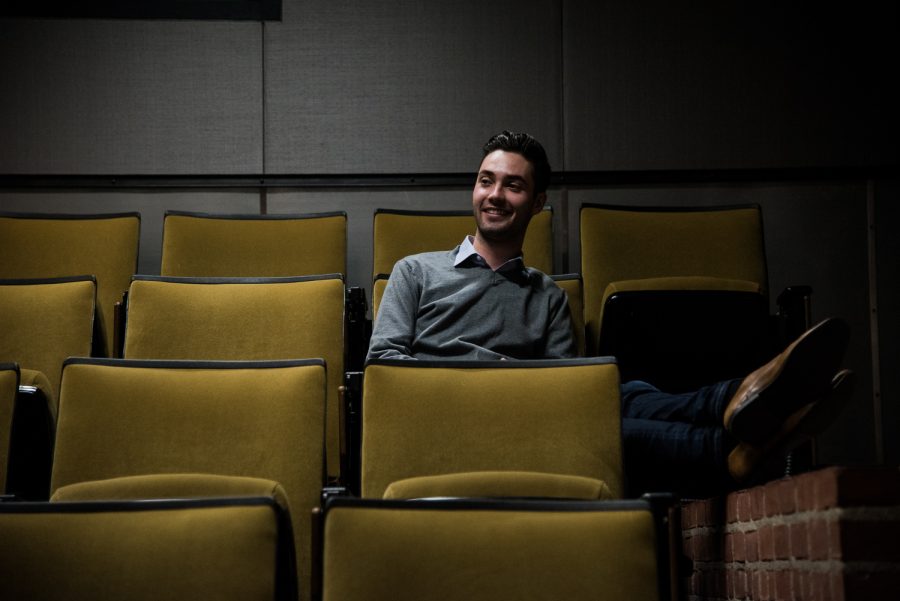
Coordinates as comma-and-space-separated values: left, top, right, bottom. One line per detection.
367, 245, 576, 361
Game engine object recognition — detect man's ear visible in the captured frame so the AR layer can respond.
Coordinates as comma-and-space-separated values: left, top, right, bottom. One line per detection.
532, 192, 547, 215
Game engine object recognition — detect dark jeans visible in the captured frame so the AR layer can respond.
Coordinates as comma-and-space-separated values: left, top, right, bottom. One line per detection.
621, 378, 742, 498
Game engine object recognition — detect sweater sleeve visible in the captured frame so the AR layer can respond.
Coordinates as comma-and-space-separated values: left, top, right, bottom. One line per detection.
366, 259, 421, 361
543, 285, 578, 359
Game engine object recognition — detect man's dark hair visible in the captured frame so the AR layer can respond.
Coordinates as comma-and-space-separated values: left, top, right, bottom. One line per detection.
482, 130, 551, 195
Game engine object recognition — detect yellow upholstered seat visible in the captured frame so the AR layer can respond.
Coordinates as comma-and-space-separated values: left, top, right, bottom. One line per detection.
0, 363, 18, 494
50, 358, 325, 601
161, 210, 347, 277
122, 275, 345, 482
316, 496, 667, 601
0, 277, 97, 411
359, 357, 622, 499
580, 204, 772, 390
0, 212, 140, 357
0, 495, 296, 601
372, 207, 554, 278
382, 470, 613, 500
0, 277, 97, 499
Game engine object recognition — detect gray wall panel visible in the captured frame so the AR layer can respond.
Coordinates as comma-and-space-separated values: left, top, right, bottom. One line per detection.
562, 1, 898, 171
0, 191, 261, 274
264, 0, 562, 173
0, 19, 263, 174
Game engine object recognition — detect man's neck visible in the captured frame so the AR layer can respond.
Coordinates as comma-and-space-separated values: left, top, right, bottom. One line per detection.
472, 233, 524, 271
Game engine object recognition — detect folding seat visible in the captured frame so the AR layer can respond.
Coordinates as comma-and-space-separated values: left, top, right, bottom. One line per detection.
314, 496, 671, 601
0, 495, 297, 601
371, 207, 554, 310
160, 210, 347, 278
356, 357, 622, 500
49, 358, 325, 601
373, 207, 554, 277
0, 363, 18, 495
121, 275, 345, 483
580, 204, 804, 392
0, 212, 140, 358
0, 276, 97, 499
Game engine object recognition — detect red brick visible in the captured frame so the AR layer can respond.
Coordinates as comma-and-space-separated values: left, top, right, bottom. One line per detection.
764, 480, 782, 517
737, 490, 752, 522
776, 477, 797, 514
681, 503, 697, 529
752, 570, 763, 598
774, 523, 791, 559
808, 518, 831, 560
745, 529, 759, 562
732, 530, 747, 562
752, 486, 766, 520
681, 533, 695, 561
795, 471, 820, 512
759, 524, 776, 561
774, 569, 793, 601
790, 521, 809, 559
724, 532, 735, 563
726, 492, 740, 523
733, 569, 749, 599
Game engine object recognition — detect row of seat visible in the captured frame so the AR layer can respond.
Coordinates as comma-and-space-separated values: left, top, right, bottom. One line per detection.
0, 493, 670, 601
2, 203, 795, 357
0, 356, 671, 600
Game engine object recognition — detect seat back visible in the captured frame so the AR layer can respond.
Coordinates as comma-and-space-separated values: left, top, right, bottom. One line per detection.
0, 496, 296, 601
360, 358, 622, 499
161, 210, 347, 278
551, 273, 586, 357
0, 277, 97, 406
317, 497, 663, 601
0, 212, 140, 357
0, 363, 18, 493
372, 207, 554, 278
580, 204, 768, 355
122, 275, 345, 480
51, 358, 325, 601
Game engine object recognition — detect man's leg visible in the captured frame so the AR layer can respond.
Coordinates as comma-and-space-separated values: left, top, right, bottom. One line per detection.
621, 379, 741, 425
622, 416, 733, 498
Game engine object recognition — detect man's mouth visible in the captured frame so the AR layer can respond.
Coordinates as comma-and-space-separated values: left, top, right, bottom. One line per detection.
482, 206, 510, 216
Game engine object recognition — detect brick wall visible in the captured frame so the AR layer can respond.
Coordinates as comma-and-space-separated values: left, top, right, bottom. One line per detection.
680, 467, 900, 601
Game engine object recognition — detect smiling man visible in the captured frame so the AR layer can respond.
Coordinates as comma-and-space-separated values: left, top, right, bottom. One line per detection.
367, 130, 851, 495
368, 131, 575, 362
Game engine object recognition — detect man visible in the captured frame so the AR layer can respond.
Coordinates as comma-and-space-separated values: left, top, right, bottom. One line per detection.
368, 130, 851, 496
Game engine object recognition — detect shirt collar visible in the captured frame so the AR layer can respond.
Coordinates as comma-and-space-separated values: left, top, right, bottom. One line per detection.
454, 235, 527, 274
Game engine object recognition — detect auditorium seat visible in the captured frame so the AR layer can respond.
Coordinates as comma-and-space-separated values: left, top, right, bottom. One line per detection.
357, 357, 623, 499
49, 358, 325, 601
580, 204, 797, 392
0, 212, 140, 357
0, 363, 18, 495
121, 274, 345, 482
372, 207, 554, 279
0, 277, 98, 499
160, 210, 347, 278
314, 496, 671, 601
0, 495, 297, 601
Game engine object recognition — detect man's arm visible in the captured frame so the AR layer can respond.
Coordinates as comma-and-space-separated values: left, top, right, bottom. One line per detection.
544, 287, 578, 359
367, 260, 421, 361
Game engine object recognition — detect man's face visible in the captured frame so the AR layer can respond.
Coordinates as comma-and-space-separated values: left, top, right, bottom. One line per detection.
472, 150, 546, 244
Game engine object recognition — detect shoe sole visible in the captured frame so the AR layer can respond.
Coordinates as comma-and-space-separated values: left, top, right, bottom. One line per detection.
729, 369, 855, 483
728, 317, 849, 445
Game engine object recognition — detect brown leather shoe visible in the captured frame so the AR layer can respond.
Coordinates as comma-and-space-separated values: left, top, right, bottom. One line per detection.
728, 369, 855, 483
724, 317, 849, 445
